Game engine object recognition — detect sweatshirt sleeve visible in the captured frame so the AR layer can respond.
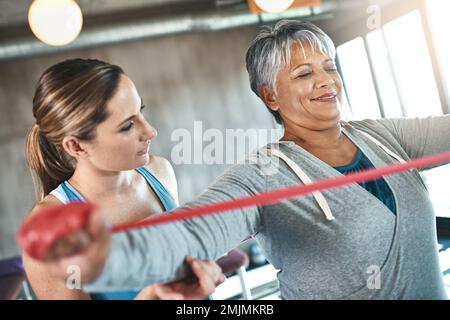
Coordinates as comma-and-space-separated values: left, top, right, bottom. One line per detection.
354, 116, 450, 169
83, 161, 267, 292
376, 115, 450, 159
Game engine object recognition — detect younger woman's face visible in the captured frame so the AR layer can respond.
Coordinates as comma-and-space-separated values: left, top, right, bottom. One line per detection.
83, 75, 157, 172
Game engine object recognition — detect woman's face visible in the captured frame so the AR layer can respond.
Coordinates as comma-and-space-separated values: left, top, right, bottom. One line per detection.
82, 75, 157, 172
267, 42, 344, 131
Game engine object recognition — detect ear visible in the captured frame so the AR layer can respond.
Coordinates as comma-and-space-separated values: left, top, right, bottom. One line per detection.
259, 86, 280, 112
62, 136, 89, 158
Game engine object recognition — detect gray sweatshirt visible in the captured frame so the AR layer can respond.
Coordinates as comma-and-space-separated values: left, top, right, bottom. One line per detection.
84, 116, 450, 299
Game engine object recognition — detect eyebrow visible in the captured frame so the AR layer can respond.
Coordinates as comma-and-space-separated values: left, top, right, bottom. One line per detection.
118, 97, 144, 127
291, 59, 335, 72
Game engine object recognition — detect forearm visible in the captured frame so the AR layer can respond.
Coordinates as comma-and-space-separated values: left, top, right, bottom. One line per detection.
83, 210, 259, 291
82, 163, 265, 292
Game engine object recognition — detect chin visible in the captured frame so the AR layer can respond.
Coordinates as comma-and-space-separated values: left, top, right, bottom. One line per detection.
136, 153, 150, 166
316, 110, 340, 122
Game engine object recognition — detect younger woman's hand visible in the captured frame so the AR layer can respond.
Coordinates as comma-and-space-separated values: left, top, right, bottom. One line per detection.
42, 208, 112, 285
134, 257, 225, 300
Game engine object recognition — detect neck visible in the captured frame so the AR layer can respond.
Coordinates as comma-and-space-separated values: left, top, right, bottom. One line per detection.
281, 121, 345, 152
69, 162, 135, 197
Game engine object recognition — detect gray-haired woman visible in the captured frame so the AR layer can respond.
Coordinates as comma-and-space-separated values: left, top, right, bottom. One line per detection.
37, 20, 450, 299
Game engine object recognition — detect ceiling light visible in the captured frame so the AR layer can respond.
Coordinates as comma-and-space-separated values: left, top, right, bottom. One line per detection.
28, 0, 83, 46
253, 0, 295, 13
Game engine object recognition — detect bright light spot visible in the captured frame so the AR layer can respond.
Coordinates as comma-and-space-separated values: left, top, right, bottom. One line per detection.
254, 0, 295, 13
28, 0, 83, 46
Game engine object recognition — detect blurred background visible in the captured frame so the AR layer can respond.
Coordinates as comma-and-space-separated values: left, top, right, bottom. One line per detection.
1, 0, 450, 299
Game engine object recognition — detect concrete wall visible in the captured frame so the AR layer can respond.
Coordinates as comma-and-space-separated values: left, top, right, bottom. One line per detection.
0, 26, 277, 258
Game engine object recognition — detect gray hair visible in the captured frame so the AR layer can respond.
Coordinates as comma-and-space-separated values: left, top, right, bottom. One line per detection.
245, 20, 336, 123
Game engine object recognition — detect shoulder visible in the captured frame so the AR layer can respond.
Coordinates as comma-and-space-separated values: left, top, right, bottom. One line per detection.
347, 118, 401, 143
29, 194, 63, 217
146, 155, 176, 184
147, 155, 175, 175
146, 155, 178, 202
349, 118, 392, 132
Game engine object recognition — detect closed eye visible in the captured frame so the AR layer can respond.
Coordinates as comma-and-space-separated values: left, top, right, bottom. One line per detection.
297, 68, 337, 78
297, 73, 311, 78
120, 104, 146, 132
121, 121, 134, 132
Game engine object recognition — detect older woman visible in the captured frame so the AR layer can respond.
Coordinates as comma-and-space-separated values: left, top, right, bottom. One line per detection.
40, 20, 450, 299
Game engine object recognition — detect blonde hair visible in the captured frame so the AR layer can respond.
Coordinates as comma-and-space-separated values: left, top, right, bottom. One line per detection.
26, 59, 124, 200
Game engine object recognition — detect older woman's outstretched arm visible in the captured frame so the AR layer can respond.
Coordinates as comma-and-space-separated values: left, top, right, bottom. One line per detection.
77, 161, 267, 292
354, 115, 450, 166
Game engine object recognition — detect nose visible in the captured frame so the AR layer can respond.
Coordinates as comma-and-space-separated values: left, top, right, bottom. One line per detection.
315, 69, 336, 89
139, 119, 157, 142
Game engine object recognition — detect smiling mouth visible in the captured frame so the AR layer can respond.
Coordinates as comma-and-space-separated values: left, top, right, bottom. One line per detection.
312, 94, 337, 102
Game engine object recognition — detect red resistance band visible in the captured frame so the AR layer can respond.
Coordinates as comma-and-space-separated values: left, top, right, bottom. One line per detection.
17, 150, 450, 260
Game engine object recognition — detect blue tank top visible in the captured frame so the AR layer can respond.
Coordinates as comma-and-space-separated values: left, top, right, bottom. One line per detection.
55, 166, 177, 300
333, 148, 397, 215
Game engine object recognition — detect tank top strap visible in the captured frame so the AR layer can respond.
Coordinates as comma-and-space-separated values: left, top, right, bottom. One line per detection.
135, 166, 177, 211
60, 181, 85, 202
50, 181, 85, 203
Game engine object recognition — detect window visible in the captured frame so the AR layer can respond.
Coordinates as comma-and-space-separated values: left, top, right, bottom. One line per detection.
420, 0, 450, 222
337, 10, 444, 119
383, 10, 442, 117
337, 8, 450, 220
422, 165, 450, 218
426, 0, 450, 108
337, 37, 381, 120
366, 29, 403, 118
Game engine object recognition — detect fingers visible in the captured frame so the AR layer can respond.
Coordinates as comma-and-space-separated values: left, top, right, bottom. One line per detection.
44, 214, 111, 284
186, 258, 225, 297
195, 259, 225, 286
45, 230, 91, 260
17, 202, 95, 261
18, 203, 110, 287
153, 285, 184, 300
192, 260, 215, 295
